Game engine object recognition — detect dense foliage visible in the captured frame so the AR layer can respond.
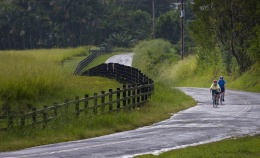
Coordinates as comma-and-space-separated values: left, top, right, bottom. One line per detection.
0, 0, 184, 50
190, 0, 260, 73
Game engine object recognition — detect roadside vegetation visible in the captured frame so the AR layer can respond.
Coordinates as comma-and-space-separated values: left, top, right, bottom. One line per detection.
132, 39, 260, 158
136, 135, 260, 158
133, 39, 259, 93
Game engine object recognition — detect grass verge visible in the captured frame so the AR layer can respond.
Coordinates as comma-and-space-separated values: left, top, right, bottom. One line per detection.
135, 135, 260, 158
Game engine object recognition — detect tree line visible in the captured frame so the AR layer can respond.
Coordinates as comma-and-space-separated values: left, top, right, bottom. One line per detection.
0, 0, 188, 50
2, 0, 257, 73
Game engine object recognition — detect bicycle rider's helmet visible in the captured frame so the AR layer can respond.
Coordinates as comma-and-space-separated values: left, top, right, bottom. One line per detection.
220, 76, 223, 79
213, 80, 217, 83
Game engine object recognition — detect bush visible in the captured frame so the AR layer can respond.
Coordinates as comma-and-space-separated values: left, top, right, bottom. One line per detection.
133, 39, 178, 78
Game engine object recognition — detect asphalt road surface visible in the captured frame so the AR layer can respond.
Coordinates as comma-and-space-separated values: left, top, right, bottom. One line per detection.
105, 53, 134, 66
1, 87, 259, 158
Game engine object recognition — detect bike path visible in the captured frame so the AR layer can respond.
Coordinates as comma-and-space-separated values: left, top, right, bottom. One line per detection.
0, 87, 259, 158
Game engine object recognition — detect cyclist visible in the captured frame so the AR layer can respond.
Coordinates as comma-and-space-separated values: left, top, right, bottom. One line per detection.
218, 76, 226, 101
210, 80, 221, 105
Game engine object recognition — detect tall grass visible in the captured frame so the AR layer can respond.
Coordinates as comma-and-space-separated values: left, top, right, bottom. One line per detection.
0, 46, 120, 114
0, 53, 65, 113
154, 54, 260, 92
0, 46, 88, 62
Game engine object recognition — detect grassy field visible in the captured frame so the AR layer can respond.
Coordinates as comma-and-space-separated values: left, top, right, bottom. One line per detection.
0, 47, 121, 113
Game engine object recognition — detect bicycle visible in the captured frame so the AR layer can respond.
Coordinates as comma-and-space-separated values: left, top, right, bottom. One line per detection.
212, 93, 218, 108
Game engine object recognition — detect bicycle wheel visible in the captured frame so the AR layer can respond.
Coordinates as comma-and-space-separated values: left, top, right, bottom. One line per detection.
213, 95, 216, 108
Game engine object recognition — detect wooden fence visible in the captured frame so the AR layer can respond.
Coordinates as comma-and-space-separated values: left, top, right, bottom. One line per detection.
82, 63, 152, 85
0, 64, 154, 130
0, 84, 153, 131
74, 44, 111, 75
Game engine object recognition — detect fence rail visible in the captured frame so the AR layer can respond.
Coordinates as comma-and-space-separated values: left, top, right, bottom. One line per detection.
0, 60, 154, 131
82, 63, 152, 85
74, 44, 111, 75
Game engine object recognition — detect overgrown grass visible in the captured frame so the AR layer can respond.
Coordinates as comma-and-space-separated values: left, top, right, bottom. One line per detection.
1, 46, 88, 62
136, 135, 260, 158
0, 47, 121, 114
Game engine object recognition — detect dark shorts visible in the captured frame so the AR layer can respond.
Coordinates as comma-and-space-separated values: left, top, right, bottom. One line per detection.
220, 87, 225, 92
212, 90, 220, 95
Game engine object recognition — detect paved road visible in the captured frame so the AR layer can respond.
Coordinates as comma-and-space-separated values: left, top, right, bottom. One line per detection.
105, 53, 134, 66
1, 88, 259, 158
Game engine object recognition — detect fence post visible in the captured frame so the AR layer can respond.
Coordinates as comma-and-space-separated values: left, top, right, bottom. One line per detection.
94, 93, 98, 115
101, 91, 105, 114
53, 102, 58, 116
20, 111, 25, 126
137, 84, 140, 108
128, 85, 131, 111
85, 94, 89, 114
75, 96, 80, 117
116, 88, 120, 110
132, 85, 136, 109
43, 105, 47, 128
144, 77, 148, 101
123, 85, 126, 107
32, 107, 37, 126
109, 89, 113, 112
140, 74, 145, 102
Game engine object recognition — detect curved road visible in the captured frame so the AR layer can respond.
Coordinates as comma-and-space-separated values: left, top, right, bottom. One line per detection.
105, 53, 134, 67
1, 54, 259, 157
0, 88, 259, 158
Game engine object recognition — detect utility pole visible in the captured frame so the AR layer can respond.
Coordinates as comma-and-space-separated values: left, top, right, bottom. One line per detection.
180, 0, 185, 59
152, 0, 155, 39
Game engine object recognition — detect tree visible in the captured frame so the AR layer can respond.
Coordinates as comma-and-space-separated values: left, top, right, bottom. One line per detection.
191, 0, 260, 73
155, 10, 180, 44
